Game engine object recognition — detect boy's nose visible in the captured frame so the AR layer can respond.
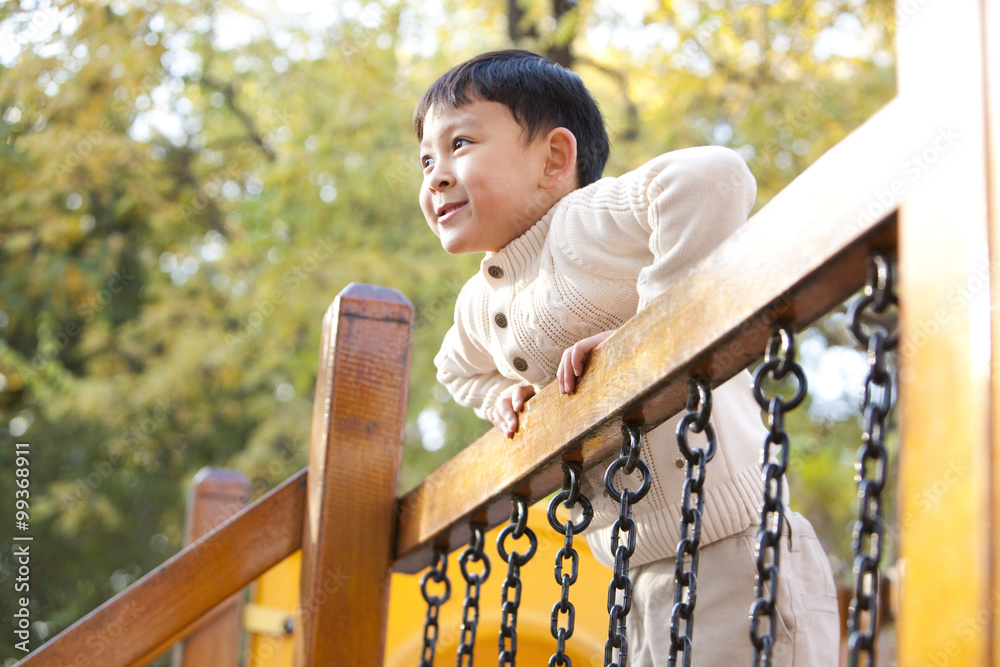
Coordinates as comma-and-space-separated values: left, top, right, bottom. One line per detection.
431, 175, 451, 192
429, 164, 453, 192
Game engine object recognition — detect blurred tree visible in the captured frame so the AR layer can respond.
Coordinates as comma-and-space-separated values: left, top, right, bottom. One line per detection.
0, 0, 896, 659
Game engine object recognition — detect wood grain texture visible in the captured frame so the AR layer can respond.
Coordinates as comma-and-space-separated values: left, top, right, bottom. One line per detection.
394, 99, 913, 574
293, 284, 413, 667
988, 0, 1000, 659
172, 468, 250, 667
17, 470, 306, 667
895, 0, 996, 663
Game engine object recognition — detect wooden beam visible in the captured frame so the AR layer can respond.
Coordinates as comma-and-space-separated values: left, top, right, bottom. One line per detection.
394, 95, 920, 573
17, 470, 305, 667
293, 284, 412, 666
894, 0, 996, 663
172, 468, 250, 667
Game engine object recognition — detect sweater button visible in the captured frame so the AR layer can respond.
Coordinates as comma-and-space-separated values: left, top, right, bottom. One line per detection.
512, 357, 528, 372
488, 265, 504, 279
495, 313, 508, 328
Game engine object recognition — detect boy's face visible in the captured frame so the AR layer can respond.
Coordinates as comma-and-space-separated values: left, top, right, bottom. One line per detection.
419, 100, 554, 254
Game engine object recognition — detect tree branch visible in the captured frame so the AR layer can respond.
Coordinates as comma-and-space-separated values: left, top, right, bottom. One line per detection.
200, 74, 276, 162
574, 56, 639, 140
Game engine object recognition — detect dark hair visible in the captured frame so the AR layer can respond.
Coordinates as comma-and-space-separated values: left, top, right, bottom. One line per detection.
413, 50, 610, 187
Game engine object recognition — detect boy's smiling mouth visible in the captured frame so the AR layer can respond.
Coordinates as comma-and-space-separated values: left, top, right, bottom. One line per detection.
436, 201, 468, 222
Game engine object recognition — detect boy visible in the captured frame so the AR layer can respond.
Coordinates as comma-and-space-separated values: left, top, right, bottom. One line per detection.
415, 49, 839, 664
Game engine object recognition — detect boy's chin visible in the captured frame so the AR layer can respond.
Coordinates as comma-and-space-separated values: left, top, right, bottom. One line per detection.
442, 246, 479, 255
439, 238, 485, 255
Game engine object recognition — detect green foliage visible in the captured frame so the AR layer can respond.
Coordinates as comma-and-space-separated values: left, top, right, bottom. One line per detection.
0, 0, 895, 657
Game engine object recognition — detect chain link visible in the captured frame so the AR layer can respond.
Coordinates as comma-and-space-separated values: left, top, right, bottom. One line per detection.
749, 325, 806, 665
668, 378, 718, 667
546, 462, 594, 667
604, 424, 652, 667
497, 496, 537, 666
457, 524, 491, 666
847, 254, 898, 666
419, 546, 451, 667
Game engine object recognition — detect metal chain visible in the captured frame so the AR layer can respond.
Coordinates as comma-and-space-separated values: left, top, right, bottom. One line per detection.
749, 325, 807, 666
497, 495, 537, 666
847, 254, 898, 666
668, 378, 718, 667
419, 546, 451, 667
547, 462, 594, 667
457, 524, 491, 666
604, 424, 652, 667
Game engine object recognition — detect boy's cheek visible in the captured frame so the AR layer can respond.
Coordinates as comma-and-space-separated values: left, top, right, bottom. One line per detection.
418, 194, 435, 225
425, 221, 441, 243
419, 210, 439, 236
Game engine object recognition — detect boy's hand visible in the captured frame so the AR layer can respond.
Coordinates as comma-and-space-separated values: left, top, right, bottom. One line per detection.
487, 383, 536, 439
558, 330, 616, 395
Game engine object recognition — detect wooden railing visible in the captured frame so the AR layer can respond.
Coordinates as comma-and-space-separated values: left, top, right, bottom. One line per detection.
17, 1, 999, 664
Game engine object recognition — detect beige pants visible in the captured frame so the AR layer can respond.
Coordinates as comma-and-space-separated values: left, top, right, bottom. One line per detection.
625, 511, 840, 666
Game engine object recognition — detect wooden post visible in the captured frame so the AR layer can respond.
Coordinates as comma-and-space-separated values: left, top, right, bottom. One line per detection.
293, 284, 413, 666
17, 470, 305, 667
987, 1, 1000, 657
172, 468, 250, 667
896, 0, 997, 663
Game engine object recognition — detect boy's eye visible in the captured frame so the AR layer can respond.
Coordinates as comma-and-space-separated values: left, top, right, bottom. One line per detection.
453, 137, 471, 150
421, 155, 434, 169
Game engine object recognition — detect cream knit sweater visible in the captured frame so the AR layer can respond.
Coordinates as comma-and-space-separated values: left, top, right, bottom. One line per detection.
435, 146, 768, 567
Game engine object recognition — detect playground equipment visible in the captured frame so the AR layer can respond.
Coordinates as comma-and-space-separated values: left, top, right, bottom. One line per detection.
17, 1, 1000, 664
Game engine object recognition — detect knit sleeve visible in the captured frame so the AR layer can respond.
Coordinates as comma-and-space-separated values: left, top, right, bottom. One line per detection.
434, 282, 523, 420
632, 146, 756, 310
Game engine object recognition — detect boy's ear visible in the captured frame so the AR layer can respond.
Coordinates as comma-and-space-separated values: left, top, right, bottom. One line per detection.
540, 127, 578, 190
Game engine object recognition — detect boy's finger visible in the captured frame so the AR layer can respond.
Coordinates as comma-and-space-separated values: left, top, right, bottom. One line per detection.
560, 352, 573, 393
562, 358, 576, 394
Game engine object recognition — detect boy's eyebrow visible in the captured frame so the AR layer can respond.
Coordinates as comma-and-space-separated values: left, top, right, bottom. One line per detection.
419, 112, 485, 151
